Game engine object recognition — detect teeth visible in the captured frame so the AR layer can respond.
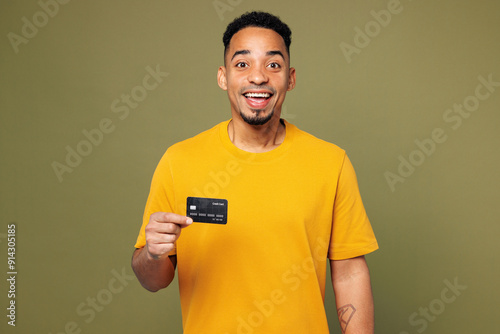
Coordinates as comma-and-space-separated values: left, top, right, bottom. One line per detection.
244, 92, 270, 98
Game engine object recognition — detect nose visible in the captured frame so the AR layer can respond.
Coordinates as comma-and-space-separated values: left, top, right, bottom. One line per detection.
247, 65, 268, 85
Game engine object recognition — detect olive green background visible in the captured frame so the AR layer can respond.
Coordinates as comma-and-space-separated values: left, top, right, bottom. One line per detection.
1, 0, 499, 333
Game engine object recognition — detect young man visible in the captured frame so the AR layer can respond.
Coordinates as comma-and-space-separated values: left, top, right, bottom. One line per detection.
132, 11, 378, 334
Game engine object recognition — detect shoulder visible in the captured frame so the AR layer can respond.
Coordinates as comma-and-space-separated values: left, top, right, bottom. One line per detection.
287, 121, 346, 159
153, 121, 226, 172
166, 121, 226, 157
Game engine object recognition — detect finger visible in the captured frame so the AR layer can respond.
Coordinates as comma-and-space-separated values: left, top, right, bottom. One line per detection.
148, 222, 181, 235
146, 229, 178, 244
151, 212, 193, 227
180, 216, 193, 228
146, 243, 174, 259
164, 213, 193, 228
153, 232, 178, 244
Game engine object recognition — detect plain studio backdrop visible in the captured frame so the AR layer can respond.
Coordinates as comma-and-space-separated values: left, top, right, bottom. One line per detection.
1, 0, 499, 333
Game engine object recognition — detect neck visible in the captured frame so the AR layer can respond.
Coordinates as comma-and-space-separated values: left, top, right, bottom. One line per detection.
228, 116, 286, 153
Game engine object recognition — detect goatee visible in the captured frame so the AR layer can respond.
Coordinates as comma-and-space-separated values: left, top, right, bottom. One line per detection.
240, 109, 274, 126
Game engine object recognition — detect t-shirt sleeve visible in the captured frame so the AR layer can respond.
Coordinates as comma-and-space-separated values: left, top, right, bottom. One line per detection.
134, 150, 177, 256
328, 153, 378, 260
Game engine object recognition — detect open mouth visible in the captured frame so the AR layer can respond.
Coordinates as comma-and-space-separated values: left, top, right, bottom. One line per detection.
243, 91, 273, 109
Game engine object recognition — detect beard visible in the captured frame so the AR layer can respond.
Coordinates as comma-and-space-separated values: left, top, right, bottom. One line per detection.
239, 108, 274, 126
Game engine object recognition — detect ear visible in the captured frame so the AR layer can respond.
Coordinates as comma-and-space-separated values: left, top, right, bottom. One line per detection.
217, 66, 228, 91
287, 67, 296, 91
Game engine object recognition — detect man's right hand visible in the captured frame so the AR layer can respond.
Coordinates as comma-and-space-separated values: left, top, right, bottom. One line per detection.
145, 212, 193, 260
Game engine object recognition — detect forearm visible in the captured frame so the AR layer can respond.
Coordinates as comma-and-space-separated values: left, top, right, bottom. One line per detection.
131, 247, 176, 292
331, 257, 374, 334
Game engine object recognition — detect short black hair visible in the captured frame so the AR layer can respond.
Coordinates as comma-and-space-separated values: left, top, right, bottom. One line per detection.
223, 11, 292, 60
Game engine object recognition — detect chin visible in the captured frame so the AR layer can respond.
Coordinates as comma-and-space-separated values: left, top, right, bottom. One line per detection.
240, 109, 274, 126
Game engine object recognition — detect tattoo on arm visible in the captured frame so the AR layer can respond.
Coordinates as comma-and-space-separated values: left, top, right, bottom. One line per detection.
337, 304, 356, 334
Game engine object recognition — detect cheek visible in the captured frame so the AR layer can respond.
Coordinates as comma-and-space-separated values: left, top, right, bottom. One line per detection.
226, 78, 241, 94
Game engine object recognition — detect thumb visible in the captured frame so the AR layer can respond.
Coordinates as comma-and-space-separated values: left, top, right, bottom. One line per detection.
180, 216, 193, 228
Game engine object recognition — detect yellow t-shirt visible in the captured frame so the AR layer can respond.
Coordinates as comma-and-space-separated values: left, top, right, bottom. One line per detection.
135, 119, 378, 333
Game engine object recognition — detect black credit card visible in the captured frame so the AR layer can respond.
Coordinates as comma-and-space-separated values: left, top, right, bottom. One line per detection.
186, 197, 228, 224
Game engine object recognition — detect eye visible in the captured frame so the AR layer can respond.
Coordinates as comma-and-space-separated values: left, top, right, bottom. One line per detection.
267, 62, 281, 69
235, 62, 248, 68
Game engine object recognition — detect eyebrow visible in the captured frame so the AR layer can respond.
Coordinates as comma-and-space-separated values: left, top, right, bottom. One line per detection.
266, 50, 285, 60
230, 49, 286, 62
231, 49, 250, 61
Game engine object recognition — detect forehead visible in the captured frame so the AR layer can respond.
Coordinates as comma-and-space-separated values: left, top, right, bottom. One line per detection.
227, 27, 288, 59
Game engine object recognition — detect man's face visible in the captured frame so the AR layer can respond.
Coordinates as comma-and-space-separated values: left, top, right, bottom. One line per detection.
218, 27, 296, 126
